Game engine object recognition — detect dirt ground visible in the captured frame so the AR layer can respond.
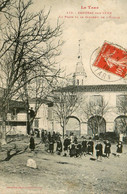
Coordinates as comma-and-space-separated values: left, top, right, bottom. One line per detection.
0, 138, 127, 194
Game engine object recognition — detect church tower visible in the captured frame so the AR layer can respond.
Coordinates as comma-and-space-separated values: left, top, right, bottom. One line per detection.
73, 40, 87, 86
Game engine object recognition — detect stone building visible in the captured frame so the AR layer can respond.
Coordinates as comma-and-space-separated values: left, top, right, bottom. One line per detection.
62, 84, 127, 137
54, 46, 127, 137
0, 96, 53, 135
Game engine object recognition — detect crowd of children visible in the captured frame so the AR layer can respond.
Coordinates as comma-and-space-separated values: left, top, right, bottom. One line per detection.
29, 131, 123, 160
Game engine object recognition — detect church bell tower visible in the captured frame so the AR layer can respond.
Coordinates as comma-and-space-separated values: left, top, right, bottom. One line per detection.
73, 40, 87, 86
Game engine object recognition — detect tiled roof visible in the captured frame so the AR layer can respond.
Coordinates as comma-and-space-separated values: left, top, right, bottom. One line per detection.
9, 100, 26, 109
56, 84, 127, 93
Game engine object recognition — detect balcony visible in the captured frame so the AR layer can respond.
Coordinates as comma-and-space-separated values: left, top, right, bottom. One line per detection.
7, 113, 27, 122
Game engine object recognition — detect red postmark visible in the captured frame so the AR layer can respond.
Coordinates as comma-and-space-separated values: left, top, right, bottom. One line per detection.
93, 41, 127, 78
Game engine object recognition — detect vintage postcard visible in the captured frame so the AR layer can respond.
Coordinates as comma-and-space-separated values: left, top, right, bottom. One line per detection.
0, 0, 127, 193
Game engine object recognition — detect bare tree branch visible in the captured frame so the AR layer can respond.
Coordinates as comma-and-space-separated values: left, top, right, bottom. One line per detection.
53, 84, 82, 137
0, 0, 63, 141
0, 0, 10, 12
79, 96, 109, 135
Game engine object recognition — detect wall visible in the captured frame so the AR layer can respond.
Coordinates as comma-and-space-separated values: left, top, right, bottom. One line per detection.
31, 103, 49, 131
53, 90, 127, 136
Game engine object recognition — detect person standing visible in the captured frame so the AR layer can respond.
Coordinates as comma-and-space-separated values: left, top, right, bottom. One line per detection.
95, 141, 103, 160
29, 135, 35, 151
63, 135, 71, 156
48, 132, 51, 142
41, 129, 45, 143
37, 129, 40, 138
49, 137, 54, 153
74, 138, 78, 157
69, 143, 76, 157
104, 140, 111, 158
116, 141, 123, 155
52, 131, 56, 142
76, 143, 82, 157
82, 137, 87, 155
70, 132, 74, 143
56, 138, 62, 155
44, 130, 48, 143
87, 138, 94, 155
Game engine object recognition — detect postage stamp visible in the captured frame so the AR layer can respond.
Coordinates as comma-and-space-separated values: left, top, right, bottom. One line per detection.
90, 47, 122, 82
92, 41, 127, 78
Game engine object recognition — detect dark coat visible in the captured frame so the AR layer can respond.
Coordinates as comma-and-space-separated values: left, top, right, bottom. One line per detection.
48, 132, 51, 142
64, 138, 71, 151
76, 143, 82, 156
104, 142, 111, 154
117, 143, 123, 153
95, 143, 103, 157
29, 136, 35, 150
70, 144, 76, 157
88, 140, 94, 153
41, 131, 45, 142
56, 141, 62, 152
49, 138, 54, 152
82, 140, 87, 152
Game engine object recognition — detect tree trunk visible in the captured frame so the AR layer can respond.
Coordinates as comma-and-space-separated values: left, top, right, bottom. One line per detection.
63, 119, 66, 139
27, 120, 30, 135
1, 113, 7, 145
26, 109, 30, 135
30, 119, 34, 134
27, 110, 34, 135
62, 126, 64, 139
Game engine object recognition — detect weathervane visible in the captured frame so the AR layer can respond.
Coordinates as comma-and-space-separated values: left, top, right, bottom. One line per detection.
78, 39, 81, 59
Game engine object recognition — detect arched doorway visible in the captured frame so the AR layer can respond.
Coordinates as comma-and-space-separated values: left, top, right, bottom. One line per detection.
87, 115, 106, 136
114, 115, 127, 134
66, 116, 81, 136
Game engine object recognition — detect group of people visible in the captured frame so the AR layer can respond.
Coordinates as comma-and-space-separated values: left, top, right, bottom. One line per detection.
63, 136, 94, 157
29, 131, 123, 160
29, 130, 61, 153
95, 140, 123, 160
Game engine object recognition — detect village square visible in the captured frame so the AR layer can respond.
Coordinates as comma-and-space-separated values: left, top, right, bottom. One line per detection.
0, 0, 127, 194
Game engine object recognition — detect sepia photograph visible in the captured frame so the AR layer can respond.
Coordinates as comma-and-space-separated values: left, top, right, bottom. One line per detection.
0, 0, 127, 193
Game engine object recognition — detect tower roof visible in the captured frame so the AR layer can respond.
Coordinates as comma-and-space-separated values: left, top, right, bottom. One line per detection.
73, 40, 87, 86
74, 40, 87, 77
75, 55, 87, 77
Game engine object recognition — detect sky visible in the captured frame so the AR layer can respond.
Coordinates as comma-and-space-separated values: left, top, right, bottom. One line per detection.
4, 0, 127, 85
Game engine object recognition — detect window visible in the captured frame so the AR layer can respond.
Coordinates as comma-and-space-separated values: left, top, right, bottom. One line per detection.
89, 95, 103, 106
89, 95, 103, 115
116, 95, 127, 105
116, 95, 127, 113
34, 119, 39, 128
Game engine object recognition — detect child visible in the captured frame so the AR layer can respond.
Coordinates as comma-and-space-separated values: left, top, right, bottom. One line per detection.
104, 140, 111, 158
56, 139, 62, 155
29, 135, 35, 151
116, 141, 123, 156
95, 141, 103, 160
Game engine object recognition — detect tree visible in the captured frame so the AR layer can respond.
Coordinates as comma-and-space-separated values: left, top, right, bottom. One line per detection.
115, 94, 127, 134
18, 69, 59, 134
0, 0, 63, 143
53, 86, 82, 138
80, 96, 109, 136
0, 0, 10, 12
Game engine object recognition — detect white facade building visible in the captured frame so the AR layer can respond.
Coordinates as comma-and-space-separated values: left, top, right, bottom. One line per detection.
53, 48, 127, 137
0, 99, 53, 135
